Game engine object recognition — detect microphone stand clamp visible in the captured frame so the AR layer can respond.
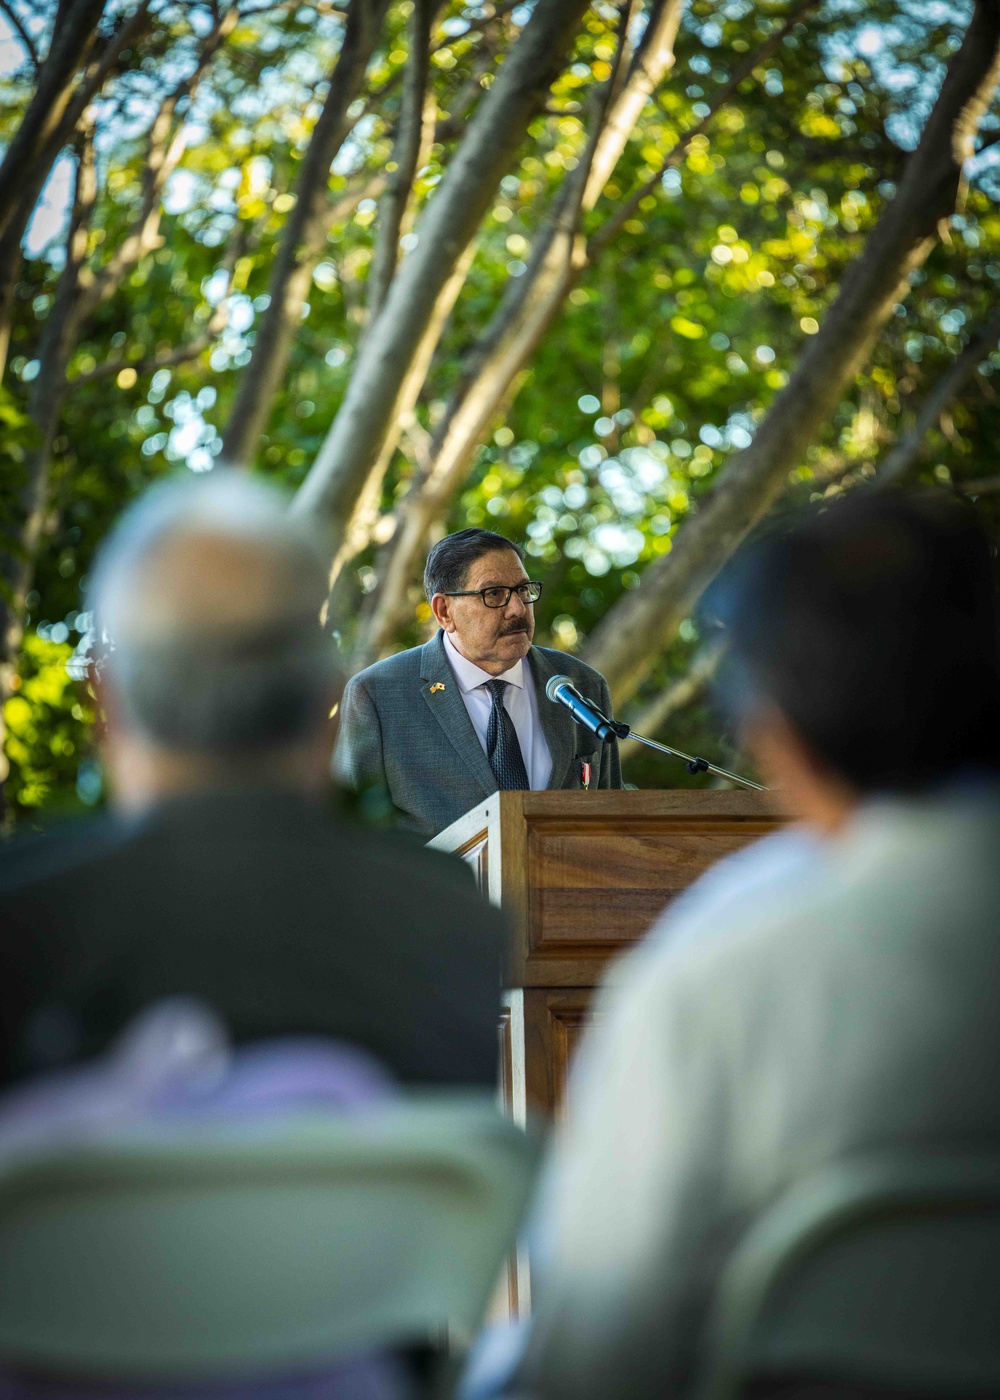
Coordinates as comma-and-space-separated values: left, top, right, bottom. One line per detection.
606, 719, 765, 792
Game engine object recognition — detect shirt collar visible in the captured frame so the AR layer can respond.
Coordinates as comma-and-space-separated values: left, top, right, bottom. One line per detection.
442, 630, 525, 693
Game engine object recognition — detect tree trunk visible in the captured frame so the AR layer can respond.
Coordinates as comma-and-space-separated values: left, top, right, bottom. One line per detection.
219, 0, 393, 467
582, 0, 681, 206
0, 226, 23, 387
324, 238, 478, 618
292, 0, 593, 546
581, 0, 1000, 705
352, 0, 682, 660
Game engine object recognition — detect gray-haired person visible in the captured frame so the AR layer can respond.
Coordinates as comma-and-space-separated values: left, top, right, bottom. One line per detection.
0, 474, 505, 1089
336, 528, 623, 836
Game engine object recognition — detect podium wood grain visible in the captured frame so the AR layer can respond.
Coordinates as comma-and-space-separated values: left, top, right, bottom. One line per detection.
430, 789, 786, 1114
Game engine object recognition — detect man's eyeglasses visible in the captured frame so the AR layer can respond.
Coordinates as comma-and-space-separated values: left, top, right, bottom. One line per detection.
444, 582, 543, 609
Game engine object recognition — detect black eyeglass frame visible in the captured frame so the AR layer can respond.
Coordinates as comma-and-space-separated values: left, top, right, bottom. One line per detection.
442, 582, 543, 609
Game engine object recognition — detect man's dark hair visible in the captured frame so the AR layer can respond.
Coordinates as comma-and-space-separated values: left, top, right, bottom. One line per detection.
423, 528, 525, 600
711, 488, 1000, 794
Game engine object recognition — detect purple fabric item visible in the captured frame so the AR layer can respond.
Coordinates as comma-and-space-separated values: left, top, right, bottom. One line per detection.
0, 1001, 398, 1155
0, 1002, 415, 1400
152, 1039, 397, 1118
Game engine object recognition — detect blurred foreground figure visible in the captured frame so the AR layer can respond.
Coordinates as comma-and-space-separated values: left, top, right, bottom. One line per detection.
0, 473, 504, 1088
517, 490, 1000, 1400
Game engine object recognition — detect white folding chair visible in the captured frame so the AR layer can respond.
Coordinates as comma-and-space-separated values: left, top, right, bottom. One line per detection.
0, 1094, 539, 1385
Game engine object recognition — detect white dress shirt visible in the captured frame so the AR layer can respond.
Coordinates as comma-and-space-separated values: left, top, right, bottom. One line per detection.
442, 630, 553, 790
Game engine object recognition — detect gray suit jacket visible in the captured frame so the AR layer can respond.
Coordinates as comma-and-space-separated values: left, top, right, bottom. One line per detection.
336, 631, 623, 835
521, 792, 1000, 1400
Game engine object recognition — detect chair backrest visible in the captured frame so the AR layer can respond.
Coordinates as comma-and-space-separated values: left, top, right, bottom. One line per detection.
694, 1151, 1000, 1400
0, 1094, 539, 1384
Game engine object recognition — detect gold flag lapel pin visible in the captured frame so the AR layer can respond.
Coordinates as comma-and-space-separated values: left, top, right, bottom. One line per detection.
430, 682, 446, 694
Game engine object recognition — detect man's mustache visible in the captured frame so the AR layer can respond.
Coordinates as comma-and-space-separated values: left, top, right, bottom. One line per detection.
500, 623, 529, 635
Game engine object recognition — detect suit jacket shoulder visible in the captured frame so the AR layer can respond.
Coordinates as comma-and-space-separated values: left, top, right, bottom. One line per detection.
346, 642, 425, 696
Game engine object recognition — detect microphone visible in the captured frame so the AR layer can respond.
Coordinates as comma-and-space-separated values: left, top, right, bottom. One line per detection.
544, 673, 766, 788
545, 674, 619, 743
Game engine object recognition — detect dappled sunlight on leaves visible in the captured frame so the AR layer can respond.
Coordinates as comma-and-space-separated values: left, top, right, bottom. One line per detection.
3, 0, 1000, 815
3, 634, 98, 821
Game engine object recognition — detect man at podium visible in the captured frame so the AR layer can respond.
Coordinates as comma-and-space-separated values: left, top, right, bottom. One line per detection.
337, 529, 623, 835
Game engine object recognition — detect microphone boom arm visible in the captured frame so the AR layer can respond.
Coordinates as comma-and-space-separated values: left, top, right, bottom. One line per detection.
544, 673, 765, 791
609, 721, 766, 792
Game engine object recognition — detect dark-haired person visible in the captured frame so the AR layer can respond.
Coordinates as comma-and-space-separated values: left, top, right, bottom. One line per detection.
0, 475, 506, 1091
336, 528, 622, 836
515, 489, 1000, 1400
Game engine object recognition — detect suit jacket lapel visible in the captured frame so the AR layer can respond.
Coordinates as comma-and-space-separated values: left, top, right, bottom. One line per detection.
419, 632, 497, 796
528, 647, 575, 790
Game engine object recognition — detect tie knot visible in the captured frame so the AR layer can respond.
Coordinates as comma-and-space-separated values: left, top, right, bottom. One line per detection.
487, 679, 507, 703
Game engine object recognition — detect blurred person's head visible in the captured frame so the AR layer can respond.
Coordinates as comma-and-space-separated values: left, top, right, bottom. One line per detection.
89, 472, 341, 811
425, 528, 538, 676
712, 489, 1000, 834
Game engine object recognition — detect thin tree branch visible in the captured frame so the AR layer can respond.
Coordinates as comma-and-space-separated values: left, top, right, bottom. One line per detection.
589, 0, 819, 261
366, 0, 437, 325
957, 472, 1000, 492
0, 1, 40, 71
0, 0, 160, 385
219, 0, 393, 466
68, 228, 246, 388
432, 38, 505, 140
326, 170, 390, 224
618, 640, 725, 761
0, 0, 105, 245
0, 121, 95, 723
360, 2, 513, 139
65, 0, 154, 123
72, 8, 238, 328
449, 1, 636, 406
877, 303, 1000, 482
582, 0, 679, 208
68, 335, 214, 388
30, 119, 99, 414
240, 0, 346, 14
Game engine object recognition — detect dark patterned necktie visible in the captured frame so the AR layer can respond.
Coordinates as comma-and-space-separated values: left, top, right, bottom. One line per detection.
485, 679, 529, 790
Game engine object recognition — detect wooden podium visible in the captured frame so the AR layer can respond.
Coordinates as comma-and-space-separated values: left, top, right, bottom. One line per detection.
431, 789, 783, 1314
429, 789, 785, 1123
